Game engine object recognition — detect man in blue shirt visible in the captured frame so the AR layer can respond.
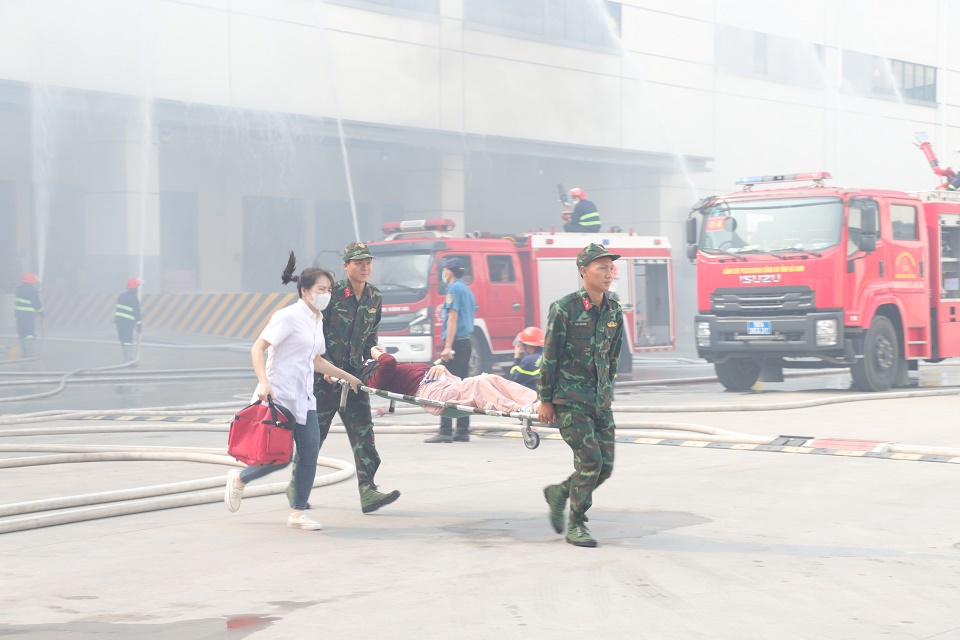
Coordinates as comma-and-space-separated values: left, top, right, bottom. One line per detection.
425, 257, 477, 443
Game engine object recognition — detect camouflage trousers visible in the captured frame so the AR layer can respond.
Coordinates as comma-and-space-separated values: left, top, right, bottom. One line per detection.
314, 379, 381, 491
555, 403, 616, 524
287, 381, 381, 503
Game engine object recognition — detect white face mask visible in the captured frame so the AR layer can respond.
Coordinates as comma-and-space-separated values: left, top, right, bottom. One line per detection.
310, 291, 331, 311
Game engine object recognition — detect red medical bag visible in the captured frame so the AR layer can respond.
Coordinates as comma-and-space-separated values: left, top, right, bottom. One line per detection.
227, 398, 296, 466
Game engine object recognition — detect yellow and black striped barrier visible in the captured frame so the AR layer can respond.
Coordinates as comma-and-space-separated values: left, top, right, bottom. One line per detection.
44, 293, 297, 340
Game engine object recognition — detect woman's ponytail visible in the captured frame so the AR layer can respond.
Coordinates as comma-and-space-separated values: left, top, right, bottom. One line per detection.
281, 251, 299, 285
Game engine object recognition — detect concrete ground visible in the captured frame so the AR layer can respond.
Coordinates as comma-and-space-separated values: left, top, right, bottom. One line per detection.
1, 333, 960, 639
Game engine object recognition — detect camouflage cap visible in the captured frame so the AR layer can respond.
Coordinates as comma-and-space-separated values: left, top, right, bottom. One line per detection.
576, 242, 620, 268
343, 241, 374, 262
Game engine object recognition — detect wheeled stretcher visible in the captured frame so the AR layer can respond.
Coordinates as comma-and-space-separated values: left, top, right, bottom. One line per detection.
330, 377, 542, 449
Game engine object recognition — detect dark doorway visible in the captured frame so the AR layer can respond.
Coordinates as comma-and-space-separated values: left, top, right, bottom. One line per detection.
160, 191, 199, 293
0, 181, 15, 293
42, 184, 85, 295
243, 196, 305, 292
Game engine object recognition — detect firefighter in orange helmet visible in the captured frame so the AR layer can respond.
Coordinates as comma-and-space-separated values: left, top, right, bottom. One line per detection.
14, 273, 43, 357
115, 277, 143, 362
508, 326, 545, 391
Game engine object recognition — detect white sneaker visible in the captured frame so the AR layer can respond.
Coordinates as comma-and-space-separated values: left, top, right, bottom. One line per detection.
224, 469, 244, 512
287, 511, 323, 530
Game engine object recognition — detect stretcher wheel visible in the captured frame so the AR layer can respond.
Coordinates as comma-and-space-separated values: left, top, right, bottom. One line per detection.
523, 429, 540, 450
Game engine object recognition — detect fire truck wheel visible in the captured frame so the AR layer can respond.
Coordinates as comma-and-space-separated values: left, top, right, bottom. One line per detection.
468, 332, 492, 376
851, 315, 899, 392
715, 358, 760, 392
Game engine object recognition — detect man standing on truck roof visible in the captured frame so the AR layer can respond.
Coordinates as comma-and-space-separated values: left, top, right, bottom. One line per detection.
562, 188, 601, 233
538, 243, 623, 547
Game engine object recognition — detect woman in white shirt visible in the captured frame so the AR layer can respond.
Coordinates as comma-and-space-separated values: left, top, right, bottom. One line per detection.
225, 252, 361, 530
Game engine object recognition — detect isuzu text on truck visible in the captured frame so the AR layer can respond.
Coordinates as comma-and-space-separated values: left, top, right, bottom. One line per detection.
366, 219, 676, 376
686, 135, 960, 392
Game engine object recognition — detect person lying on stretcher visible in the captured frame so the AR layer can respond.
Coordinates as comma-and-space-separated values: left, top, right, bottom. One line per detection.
360, 347, 539, 417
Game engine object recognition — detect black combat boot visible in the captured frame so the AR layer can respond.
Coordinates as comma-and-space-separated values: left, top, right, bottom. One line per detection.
452, 417, 470, 442
426, 417, 454, 443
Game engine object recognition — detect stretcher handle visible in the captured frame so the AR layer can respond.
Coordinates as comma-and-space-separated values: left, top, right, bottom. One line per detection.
338, 380, 350, 411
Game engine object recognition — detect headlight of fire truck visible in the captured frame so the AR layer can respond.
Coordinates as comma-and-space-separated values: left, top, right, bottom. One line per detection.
815, 319, 838, 346
408, 307, 432, 335
696, 322, 711, 347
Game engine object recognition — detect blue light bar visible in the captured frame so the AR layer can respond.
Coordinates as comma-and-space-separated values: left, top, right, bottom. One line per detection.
735, 172, 832, 186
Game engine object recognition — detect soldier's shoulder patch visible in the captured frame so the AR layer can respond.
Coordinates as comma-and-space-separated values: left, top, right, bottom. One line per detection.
445, 294, 453, 304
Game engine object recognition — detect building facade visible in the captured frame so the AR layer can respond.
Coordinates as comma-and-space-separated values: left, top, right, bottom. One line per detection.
0, 0, 957, 343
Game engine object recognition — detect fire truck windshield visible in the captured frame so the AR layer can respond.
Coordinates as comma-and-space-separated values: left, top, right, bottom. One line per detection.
699, 196, 843, 255
368, 252, 433, 303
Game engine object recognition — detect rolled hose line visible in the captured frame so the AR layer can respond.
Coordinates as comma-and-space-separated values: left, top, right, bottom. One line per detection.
0, 350, 152, 404
610, 386, 960, 412
0, 402, 243, 425
0, 446, 355, 534
0, 361, 880, 404
3, 381, 959, 428
2, 414, 953, 457
0, 367, 251, 378
0, 333, 251, 353
0, 421, 766, 532
0, 355, 41, 366
0, 372, 253, 389
2, 405, 957, 533
0, 421, 769, 442
0, 336, 250, 402
1, 359, 955, 406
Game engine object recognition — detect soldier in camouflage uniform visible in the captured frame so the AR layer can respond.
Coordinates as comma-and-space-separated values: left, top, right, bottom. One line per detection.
538, 243, 623, 547
298, 241, 401, 513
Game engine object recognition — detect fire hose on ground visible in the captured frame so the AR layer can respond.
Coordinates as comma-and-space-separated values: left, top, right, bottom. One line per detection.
1, 379, 959, 533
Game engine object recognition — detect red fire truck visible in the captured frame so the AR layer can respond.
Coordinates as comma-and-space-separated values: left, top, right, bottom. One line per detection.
368, 219, 676, 375
687, 135, 960, 392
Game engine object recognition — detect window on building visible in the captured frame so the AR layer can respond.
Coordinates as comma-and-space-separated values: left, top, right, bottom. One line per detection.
715, 25, 823, 87
464, 0, 622, 49
890, 204, 919, 241
842, 50, 936, 104
487, 255, 516, 283
327, 0, 439, 16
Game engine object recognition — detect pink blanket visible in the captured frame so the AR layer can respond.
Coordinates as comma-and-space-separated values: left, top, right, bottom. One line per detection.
416, 373, 537, 416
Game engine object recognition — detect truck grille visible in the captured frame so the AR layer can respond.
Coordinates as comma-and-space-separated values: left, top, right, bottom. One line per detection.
711, 286, 815, 316
379, 313, 416, 332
